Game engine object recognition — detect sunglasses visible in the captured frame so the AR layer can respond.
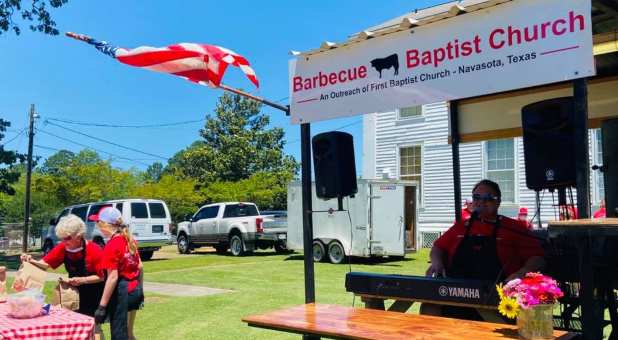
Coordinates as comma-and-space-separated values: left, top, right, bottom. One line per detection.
63, 236, 73, 242
472, 193, 499, 202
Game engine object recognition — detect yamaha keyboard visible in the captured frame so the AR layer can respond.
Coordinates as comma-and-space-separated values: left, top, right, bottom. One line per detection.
345, 272, 500, 309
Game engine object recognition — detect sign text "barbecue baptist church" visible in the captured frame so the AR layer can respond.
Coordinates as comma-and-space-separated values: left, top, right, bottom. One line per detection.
289, 0, 595, 124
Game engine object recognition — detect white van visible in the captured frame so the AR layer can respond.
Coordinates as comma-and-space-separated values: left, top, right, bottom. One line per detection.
43, 198, 172, 260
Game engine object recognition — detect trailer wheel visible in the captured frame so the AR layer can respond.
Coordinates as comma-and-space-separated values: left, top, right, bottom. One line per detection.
328, 240, 346, 264
312, 240, 326, 262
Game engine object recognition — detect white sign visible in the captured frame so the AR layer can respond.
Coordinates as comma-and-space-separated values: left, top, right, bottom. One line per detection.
289, 0, 595, 124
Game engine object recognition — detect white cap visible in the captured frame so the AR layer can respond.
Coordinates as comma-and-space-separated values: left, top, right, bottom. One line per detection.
96, 207, 122, 224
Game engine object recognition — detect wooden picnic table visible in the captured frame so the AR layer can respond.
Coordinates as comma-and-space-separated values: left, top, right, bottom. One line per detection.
243, 303, 576, 339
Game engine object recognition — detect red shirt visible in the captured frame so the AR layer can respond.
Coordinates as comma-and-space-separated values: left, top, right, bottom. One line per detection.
519, 219, 534, 230
593, 207, 606, 219
43, 241, 104, 278
434, 216, 544, 278
101, 235, 141, 293
460, 209, 472, 221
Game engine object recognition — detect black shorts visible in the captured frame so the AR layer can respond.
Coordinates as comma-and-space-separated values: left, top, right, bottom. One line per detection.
128, 284, 144, 311
108, 279, 144, 339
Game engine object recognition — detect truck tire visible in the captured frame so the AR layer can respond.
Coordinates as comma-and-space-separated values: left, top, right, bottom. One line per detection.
230, 234, 245, 256
274, 241, 287, 254
312, 240, 327, 262
328, 240, 346, 264
177, 234, 191, 254
140, 251, 154, 261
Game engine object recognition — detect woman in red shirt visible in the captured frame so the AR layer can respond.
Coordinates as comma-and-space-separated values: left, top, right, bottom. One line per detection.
21, 214, 105, 337
92, 207, 143, 340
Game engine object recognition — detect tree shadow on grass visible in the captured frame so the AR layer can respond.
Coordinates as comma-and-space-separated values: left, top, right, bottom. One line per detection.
179, 247, 292, 258
283, 254, 415, 266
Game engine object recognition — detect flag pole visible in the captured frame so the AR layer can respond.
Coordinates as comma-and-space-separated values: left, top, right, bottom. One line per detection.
219, 84, 289, 115
65, 32, 289, 115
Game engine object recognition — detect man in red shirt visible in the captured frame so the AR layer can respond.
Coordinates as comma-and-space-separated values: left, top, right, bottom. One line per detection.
460, 198, 473, 221
517, 207, 534, 230
423, 179, 545, 321
593, 200, 606, 219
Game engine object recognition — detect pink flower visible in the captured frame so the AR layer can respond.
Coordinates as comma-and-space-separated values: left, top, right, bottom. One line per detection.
499, 272, 563, 309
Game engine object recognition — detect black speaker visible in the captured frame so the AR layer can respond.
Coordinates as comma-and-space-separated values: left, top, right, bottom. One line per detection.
522, 97, 576, 190
602, 118, 618, 218
312, 131, 358, 199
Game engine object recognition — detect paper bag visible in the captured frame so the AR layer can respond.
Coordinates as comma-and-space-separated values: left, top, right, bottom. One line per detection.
0, 266, 6, 302
11, 262, 47, 292
52, 278, 80, 311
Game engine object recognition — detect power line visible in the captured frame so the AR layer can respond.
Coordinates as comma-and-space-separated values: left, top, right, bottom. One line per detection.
44, 121, 169, 160
34, 144, 62, 152
1, 127, 27, 146
45, 117, 204, 129
35, 141, 150, 167
35, 130, 153, 167
35, 144, 151, 167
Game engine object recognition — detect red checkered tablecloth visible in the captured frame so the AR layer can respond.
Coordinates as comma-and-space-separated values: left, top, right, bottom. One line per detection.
0, 303, 94, 340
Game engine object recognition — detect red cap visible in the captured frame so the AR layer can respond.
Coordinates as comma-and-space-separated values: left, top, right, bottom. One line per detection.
518, 207, 528, 215
87, 205, 113, 221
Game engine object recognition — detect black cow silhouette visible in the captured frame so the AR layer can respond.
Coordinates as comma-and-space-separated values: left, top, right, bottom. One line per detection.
370, 54, 399, 78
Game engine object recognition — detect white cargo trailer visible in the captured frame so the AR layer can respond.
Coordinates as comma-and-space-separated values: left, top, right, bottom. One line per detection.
287, 179, 419, 264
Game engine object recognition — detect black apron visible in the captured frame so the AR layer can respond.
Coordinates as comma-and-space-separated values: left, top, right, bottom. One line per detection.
64, 242, 105, 317
443, 216, 505, 320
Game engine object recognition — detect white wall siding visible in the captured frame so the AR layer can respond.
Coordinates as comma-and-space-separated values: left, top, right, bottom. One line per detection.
362, 113, 376, 179
363, 100, 604, 237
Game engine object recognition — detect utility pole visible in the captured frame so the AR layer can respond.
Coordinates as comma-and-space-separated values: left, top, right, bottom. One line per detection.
22, 104, 36, 253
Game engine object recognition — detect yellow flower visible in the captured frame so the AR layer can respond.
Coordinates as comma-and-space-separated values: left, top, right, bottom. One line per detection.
496, 284, 504, 299
498, 297, 520, 319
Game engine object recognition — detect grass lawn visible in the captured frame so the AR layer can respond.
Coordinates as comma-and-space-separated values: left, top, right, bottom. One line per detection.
2, 246, 614, 338
136, 247, 431, 339
2, 246, 430, 339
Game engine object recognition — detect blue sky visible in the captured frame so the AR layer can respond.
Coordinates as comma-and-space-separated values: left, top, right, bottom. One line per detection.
1, 0, 443, 172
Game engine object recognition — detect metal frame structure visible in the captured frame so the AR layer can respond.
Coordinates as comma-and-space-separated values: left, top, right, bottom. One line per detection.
251, 2, 617, 338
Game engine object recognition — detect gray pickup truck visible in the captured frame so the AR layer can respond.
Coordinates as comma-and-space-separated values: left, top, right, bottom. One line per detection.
176, 202, 287, 256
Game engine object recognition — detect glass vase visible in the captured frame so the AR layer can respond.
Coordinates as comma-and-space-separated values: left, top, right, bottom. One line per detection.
516, 304, 554, 339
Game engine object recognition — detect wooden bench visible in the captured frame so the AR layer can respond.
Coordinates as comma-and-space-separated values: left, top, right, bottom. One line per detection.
243, 303, 576, 339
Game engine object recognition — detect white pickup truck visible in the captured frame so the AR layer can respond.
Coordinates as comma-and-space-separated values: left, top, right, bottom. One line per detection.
176, 202, 287, 256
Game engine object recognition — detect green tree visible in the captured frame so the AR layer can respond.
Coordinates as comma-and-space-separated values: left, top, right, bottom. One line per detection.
142, 161, 164, 183
204, 171, 293, 210
0, 119, 24, 196
0, 171, 59, 238
35, 149, 138, 206
39, 149, 75, 175
130, 174, 205, 223
167, 93, 298, 183
0, 0, 69, 35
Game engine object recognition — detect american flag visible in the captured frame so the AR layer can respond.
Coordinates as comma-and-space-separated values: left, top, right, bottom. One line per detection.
66, 32, 259, 88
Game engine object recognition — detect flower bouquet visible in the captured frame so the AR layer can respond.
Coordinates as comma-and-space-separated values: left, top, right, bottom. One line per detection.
497, 272, 564, 339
